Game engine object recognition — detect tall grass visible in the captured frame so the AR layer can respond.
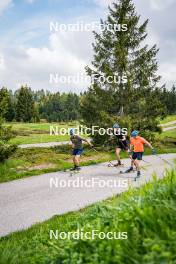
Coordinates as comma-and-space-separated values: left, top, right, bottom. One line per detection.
0, 169, 176, 263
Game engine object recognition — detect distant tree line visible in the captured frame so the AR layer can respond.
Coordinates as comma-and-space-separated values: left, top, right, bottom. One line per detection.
0, 84, 175, 124
0, 86, 80, 122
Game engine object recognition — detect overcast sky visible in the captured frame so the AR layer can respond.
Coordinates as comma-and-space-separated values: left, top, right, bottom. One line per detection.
0, 0, 175, 93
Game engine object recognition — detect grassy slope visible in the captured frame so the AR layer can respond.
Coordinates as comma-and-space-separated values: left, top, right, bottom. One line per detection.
0, 119, 175, 183
159, 115, 176, 124
0, 145, 176, 183
7, 122, 79, 145
158, 129, 176, 140
0, 169, 176, 264
7, 116, 176, 145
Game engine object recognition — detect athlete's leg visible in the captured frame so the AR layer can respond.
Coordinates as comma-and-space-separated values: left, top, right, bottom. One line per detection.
72, 155, 76, 166
115, 148, 122, 165
134, 159, 140, 171
134, 153, 143, 177
74, 155, 80, 167
126, 149, 134, 169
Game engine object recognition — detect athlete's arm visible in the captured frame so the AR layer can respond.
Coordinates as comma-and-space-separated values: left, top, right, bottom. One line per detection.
81, 137, 93, 147
143, 139, 153, 149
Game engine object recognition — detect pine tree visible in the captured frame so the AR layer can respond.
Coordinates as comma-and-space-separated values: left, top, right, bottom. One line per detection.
81, 0, 166, 142
0, 87, 9, 118
0, 88, 17, 163
168, 85, 176, 114
4, 90, 16, 122
16, 85, 35, 122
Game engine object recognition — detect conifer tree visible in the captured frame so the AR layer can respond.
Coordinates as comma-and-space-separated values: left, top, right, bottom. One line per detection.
16, 85, 35, 122
81, 0, 166, 141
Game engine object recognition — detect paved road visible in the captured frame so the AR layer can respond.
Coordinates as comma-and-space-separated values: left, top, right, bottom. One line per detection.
160, 120, 176, 127
163, 126, 176, 131
19, 141, 70, 149
0, 153, 175, 237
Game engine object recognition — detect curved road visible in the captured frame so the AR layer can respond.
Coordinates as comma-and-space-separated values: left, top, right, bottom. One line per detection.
0, 153, 175, 237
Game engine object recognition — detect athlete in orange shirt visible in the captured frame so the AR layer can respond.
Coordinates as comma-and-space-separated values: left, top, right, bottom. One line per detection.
126, 130, 156, 178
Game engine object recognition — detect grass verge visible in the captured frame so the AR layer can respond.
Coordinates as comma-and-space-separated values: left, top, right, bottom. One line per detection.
159, 115, 176, 124
0, 168, 176, 263
0, 144, 176, 183
7, 121, 79, 145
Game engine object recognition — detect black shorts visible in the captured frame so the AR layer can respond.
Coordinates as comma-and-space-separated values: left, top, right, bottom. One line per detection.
132, 152, 143, 160
117, 140, 128, 151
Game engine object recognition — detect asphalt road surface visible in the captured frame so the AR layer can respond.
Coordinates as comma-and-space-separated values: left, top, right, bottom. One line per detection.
0, 153, 175, 237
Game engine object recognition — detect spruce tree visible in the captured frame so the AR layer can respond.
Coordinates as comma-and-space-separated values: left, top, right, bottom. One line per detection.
16, 85, 35, 122
0, 88, 17, 163
81, 0, 166, 142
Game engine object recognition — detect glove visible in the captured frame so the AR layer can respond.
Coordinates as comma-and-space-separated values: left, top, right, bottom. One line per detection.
152, 149, 157, 155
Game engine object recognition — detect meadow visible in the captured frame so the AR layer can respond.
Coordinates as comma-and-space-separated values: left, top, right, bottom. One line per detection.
7, 121, 79, 145
6, 115, 176, 145
0, 116, 176, 183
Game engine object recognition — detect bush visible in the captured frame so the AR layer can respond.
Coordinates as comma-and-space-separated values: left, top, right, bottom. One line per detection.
0, 121, 17, 163
0, 141, 17, 163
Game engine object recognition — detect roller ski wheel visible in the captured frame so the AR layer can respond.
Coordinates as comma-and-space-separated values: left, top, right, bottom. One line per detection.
69, 167, 81, 177
134, 171, 141, 181
119, 168, 136, 175
108, 163, 124, 167
119, 170, 135, 174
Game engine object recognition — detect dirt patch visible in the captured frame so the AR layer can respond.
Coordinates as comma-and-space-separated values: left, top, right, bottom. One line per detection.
28, 163, 56, 171
65, 156, 97, 163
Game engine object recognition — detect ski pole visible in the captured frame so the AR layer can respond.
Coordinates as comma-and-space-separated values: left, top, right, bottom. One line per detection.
91, 147, 120, 170
155, 154, 173, 166
142, 159, 150, 164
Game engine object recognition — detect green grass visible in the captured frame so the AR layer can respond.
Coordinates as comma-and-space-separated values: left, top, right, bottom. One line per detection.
0, 168, 176, 264
6, 118, 176, 145
10, 134, 70, 145
0, 144, 176, 183
157, 129, 176, 140
0, 146, 115, 183
6, 121, 79, 145
6, 121, 79, 132
159, 115, 176, 124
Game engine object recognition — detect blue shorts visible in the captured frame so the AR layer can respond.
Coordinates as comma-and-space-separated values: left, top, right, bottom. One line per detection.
132, 152, 143, 160
72, 148, 83, 156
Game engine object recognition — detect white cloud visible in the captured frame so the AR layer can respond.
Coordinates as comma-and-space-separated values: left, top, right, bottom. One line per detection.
0, 0, 13, 15
0, 0, 176, 92
149, 0, 175, 10
159, 62, 176, 86
0, 29, 93, 92
94, 0, 113, 8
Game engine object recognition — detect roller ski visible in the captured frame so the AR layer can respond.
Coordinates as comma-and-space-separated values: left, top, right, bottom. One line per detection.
69, 166, 81, 177
108, 161, 124, 167
119, 167, 136, 177
119, 166, 135, 173
134, 171, 141, 181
